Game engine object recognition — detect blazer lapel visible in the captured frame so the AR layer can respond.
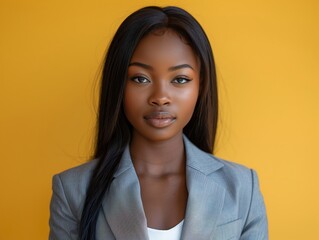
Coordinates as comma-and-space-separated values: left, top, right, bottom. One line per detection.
181, 136, 225, 240
101, 136, 225, 240
101, 146, 149, 240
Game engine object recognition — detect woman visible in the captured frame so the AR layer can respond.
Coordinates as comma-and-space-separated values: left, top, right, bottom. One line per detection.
49, 6, 268, 240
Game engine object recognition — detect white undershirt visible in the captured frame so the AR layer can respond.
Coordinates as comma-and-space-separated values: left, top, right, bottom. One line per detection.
147, 220, 184, 240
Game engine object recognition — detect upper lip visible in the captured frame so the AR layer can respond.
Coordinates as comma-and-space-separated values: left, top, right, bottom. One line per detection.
144, 111, 176, 120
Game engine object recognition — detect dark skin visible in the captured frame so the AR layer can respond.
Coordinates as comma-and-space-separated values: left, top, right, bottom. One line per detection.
130, 133, 188, 230
124, 29, 200, 230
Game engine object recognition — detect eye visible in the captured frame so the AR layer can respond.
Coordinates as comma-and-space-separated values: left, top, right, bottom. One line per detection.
130, 76, 150, 84
172, 77, 191, 84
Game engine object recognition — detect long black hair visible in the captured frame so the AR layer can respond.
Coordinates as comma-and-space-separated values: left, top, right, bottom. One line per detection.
80, 6, 218, 239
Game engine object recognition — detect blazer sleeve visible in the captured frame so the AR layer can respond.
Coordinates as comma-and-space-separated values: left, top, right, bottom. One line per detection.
49, 174, 79, 240
240, 169, 268, 240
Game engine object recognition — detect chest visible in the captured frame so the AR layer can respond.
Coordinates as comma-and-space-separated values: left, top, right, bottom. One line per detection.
138, 174, 188, 230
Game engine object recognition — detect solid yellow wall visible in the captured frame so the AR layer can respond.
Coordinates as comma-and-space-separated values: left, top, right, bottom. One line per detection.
1, 0, 318, 239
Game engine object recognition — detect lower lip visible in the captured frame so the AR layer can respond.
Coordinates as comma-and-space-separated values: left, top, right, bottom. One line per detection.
144, 118, 176, 128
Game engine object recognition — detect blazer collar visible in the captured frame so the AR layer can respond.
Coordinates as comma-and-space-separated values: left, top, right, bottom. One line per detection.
183, 135, 223, 174
101, 135, 226, 240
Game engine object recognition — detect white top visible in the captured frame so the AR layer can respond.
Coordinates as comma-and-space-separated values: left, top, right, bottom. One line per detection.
147, 220, 184, 240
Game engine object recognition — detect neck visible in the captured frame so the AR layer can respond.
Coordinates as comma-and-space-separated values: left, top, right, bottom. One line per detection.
129, 133, 185, 177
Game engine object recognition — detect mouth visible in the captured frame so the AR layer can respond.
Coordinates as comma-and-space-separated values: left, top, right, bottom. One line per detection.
144, 112, 176, 128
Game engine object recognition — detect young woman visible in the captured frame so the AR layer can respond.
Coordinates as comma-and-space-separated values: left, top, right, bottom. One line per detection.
49, 6, 268, 240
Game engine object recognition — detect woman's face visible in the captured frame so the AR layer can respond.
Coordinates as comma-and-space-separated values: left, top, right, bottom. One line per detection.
124, 29, 200, 143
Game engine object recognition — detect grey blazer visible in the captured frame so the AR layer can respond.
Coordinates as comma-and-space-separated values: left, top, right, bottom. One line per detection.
49, 136, 268, 240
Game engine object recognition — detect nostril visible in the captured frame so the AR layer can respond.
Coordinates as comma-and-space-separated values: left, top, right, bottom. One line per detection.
149, 95, 171, 106
150, 100, 170, 106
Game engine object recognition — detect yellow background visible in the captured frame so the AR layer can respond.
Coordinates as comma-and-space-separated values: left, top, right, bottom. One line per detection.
1, 0, 318, 239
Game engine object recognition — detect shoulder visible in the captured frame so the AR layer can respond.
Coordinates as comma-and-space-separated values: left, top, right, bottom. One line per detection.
53, 158, 99, 197
185, 134, 256, 193
184, 135, 254, 185
201, 149, 258, 194
206, 154, 266, 220
212, 155, 254, 183
55, 158, 98, 185
216, 156, 262, 207
185, 136, 258, 200
51, 159, 99, 219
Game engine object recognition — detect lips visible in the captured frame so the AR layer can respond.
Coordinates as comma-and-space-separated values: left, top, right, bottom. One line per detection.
144, 112, 176, 128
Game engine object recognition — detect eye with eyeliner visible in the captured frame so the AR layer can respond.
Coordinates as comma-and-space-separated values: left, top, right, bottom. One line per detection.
130, 75, 150, 84
129, 74, 192, 84
172, 76, 192, 84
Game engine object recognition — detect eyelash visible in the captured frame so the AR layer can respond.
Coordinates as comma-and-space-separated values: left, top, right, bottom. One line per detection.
130, 76, 150, 84
130, 76, 191, 84
172, 77, 191, 84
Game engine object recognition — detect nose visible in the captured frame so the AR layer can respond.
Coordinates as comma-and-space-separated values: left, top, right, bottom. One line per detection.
148, 83, 171, 106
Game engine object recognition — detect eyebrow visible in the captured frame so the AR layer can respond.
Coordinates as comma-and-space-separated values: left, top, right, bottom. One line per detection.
128, 62, 194, 71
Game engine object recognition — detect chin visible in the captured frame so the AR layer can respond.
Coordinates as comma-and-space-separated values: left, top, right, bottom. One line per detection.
134, 128, 183, 143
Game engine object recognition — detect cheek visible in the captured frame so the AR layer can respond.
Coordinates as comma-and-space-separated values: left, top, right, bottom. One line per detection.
185, 82, 199, 105
186, 93, 199, 116
124, 85, 145, 121
178, 85, 199, 120
124, 89, 135, 118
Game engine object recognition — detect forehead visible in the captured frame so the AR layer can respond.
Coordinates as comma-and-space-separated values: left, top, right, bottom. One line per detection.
130, 29, 199, 67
